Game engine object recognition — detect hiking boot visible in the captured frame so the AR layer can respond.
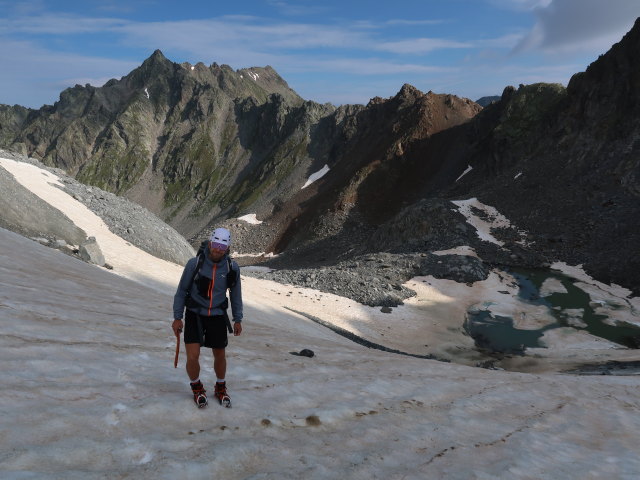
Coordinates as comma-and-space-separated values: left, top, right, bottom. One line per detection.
214, 381, 232, 408
190, 381, 208, 408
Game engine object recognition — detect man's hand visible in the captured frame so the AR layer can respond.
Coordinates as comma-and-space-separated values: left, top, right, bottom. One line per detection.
172, 319, 184, 338
233, 322, 242, 336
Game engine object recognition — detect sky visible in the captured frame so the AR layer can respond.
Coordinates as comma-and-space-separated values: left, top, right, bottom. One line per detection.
1, 1, 640, 109
2, 153, 640, 477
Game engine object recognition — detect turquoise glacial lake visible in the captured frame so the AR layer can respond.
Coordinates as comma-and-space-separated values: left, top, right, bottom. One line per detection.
464, 268, 640, 354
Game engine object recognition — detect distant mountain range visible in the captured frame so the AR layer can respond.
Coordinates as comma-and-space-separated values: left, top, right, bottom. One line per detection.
475, 96, 501, 107
1, 18, 639, 295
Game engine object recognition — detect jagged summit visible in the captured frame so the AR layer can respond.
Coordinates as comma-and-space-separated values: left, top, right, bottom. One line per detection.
149, 48, 167, 60
127, 50, 176, 87
134, 49, 170, 69
138, 49, 172, 70
397, 83, 423, 99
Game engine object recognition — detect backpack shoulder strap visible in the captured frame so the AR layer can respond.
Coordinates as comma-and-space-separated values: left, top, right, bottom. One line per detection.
226, 255, 238, 289
188, 240, 208, 286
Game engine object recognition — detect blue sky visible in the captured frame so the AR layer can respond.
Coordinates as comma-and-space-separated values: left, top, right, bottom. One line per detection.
1, 0, 639, 108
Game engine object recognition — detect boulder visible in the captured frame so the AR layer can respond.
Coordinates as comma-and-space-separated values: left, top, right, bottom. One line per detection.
79, 237, 106, 266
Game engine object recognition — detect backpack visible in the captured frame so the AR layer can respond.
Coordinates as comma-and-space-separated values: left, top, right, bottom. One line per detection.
191, 240, 238, 288
185, 240, 238, 307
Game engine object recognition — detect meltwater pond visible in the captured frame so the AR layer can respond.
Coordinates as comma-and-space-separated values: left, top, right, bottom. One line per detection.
464, 268, 640, 354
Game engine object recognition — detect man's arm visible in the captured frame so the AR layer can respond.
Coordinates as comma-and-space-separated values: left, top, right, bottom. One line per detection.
229, 262, 243, 326
173, 258, 196, 321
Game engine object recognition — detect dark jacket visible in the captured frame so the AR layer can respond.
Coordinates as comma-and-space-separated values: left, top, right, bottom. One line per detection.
173, 252, 242, 322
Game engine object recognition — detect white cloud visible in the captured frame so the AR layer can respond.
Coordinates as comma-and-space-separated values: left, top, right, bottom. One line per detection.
0, 11, 477, 60
386, 19, 447, 26
0, 0, 46, 16
111, 18, 469, 75
0, 13, 130, 34
292, 57, 453, 76
138, 19, 439, 56
377, 37, 472, 55
514, 0, 640, 54
488, 0, 553, 10
476, 33, 524, 49
265, 0, 329, 17
112, 18, 373, 58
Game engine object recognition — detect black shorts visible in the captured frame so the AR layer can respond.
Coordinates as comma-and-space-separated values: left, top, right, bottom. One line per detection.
184, 309, 228, 349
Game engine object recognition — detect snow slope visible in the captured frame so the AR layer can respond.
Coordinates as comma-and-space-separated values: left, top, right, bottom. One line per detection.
3, 155, 639, 370
1, 156, 639, 478
2, 227, 640, 478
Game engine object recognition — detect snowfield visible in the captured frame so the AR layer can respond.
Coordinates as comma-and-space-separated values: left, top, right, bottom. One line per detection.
1, 156, 639, 478
2, 227, 640, 479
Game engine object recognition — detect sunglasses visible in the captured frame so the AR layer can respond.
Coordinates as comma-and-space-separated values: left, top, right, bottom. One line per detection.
210, 241, 228, 251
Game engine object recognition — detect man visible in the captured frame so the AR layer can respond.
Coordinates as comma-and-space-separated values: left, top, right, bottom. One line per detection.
172, 227, 243, 408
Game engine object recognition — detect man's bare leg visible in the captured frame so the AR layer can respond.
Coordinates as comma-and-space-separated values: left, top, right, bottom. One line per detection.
213, 348, 226, 380
185, 343, 201, 381
213, 348, 231, 406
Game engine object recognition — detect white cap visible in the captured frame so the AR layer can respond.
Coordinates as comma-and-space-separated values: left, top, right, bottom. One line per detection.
209, 227, 231, 246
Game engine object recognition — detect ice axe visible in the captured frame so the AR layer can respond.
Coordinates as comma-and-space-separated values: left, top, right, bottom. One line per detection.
174, 328, 182, 368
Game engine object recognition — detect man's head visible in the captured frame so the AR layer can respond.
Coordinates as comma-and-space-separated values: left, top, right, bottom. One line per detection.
208, 227, 231, 261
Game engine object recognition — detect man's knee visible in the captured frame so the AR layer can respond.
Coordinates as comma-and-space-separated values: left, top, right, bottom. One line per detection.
212, 348, 226, 359
186, 344, 201, 362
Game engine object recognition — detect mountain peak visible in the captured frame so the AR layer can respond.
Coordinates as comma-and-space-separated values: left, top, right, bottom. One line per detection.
142, 49, 170, 66
127, 49, 175, 87
397, 83, 423, 100
387, 84, 425, 109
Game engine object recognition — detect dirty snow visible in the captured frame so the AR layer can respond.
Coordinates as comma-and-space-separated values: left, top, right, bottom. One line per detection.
452, 197, 529, 247
302, 164, 330, 189
237, 214, 262, 225
1, 157, 639, 479
455, 164, 473, 182
2, 226, 639, 479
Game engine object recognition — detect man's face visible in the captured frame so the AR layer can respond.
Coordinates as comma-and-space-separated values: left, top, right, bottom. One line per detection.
208, 241, 228, 262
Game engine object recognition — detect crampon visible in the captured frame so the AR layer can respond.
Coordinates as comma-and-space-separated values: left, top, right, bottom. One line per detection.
190, 381, 208, 408
214, 382, 232, 408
